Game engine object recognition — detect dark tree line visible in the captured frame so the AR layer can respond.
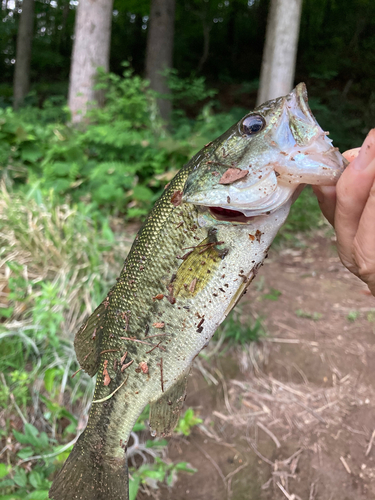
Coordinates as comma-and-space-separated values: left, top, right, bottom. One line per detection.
2, 0, 375, 126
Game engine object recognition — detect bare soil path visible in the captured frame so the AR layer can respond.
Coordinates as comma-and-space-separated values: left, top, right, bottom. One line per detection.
142, 232, 375, 500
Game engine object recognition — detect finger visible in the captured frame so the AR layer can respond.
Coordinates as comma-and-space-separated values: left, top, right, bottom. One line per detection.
311, 148, 361, 226
312, 185, 336, 226
343, 148, 360, 162
334, 130, 375, 270
352, 179, 375, 295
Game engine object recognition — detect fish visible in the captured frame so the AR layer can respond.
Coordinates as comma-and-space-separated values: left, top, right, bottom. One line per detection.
49, 83, 346, 500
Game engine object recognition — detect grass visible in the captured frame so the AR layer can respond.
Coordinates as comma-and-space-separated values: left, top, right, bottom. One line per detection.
0, 187, 197, 499
215, 307, 266, 347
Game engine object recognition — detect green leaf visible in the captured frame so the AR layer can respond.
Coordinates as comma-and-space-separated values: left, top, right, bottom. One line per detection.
13, 467, 27, 488
21, 144, 43, 163
29, 470, 42, 489
132, 184, 153, 202
132, 422, 146, 432
25, 490, 49, 500
44, 368, 56, 393
12, 429, 31, 445
0, 479, 17, 489
129, 476, 140, 500
0, 463, 10, 479
17, 446, 34, 459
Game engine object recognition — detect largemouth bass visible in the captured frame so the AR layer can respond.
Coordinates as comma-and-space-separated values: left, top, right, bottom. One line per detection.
49, 83, 346, 500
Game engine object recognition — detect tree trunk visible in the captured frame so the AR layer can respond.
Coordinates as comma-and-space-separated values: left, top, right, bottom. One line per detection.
145, 0, 175, 124
13, 0, 35, 110
68, 0, 114, 124
257, 0, 302, 105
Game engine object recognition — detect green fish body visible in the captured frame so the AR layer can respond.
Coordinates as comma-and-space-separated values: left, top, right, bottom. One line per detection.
49, 84, 346, 500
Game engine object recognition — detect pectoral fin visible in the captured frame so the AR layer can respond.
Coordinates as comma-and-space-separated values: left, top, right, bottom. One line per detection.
149, 368, 190, 436
74, 302, 106, 376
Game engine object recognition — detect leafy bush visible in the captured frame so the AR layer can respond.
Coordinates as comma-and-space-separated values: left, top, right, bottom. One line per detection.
0, 66, 232, 220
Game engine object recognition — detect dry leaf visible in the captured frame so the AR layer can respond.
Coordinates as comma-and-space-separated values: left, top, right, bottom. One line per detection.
139, 362, 149, 374
103, 360, 111, 386
171, 190, 183, 206
153, 322, 165, 329
189, 278, 197, 293
219, 168, 248, 185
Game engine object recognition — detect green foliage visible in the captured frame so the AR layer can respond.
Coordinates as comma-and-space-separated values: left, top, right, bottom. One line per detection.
347, 310, 360, 322
0, 188, 198, 500
295, 309, 323, 321
129, 457, 197, 500
262, 288, 282, 301
0, 67, 227, 219
277, 187, 323, 243
216, 308, 265, 346
175, 408, 203, 436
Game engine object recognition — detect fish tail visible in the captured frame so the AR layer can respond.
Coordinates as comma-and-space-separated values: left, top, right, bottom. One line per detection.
49, 431, 128, 500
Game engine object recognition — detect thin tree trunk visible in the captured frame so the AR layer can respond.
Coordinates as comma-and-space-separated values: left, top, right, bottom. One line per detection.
145, 0, 175, 124
13, 0, 35, 110
68, 0, 114, 124
197, 22, 210, 72
257, 0, 302, 105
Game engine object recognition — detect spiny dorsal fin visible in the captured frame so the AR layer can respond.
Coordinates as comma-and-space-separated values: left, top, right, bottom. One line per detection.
74, 302, 106, 377
149, 368, 190, 437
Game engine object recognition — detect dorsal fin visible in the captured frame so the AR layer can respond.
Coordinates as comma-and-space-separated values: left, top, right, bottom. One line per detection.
74, 302, 106, 377
149, 368, 190, 437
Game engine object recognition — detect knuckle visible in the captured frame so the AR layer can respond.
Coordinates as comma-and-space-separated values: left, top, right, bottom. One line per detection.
352, 239, 375, 282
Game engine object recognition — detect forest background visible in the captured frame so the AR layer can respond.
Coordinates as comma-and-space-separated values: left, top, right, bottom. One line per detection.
0, 0, 375, 499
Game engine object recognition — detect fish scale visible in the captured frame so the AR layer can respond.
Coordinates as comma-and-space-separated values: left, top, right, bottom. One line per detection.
49, 83, 346, 500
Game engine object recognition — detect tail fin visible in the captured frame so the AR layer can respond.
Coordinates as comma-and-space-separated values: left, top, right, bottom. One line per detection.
49, 432, 128, 500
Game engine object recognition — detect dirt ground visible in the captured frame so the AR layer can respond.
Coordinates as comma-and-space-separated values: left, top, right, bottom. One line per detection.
140, 231, 375, 500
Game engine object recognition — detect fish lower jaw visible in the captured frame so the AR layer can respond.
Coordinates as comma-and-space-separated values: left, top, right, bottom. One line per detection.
203, 185, 295, 222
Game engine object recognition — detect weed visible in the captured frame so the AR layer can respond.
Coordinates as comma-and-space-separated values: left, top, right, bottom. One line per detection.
175, 408, 203, 436
295, 309, 323, 321
347, 311, 360, 322
129, 457, 197, 500
216, 308, 265, 346
262, 288, 282, 301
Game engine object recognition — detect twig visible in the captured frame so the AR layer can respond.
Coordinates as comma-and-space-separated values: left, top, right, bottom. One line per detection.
257, 421, 280, 448
10, 393, 28, 425
340, 456, 351, 474
194, 442, 227, 488
243, 436, 274, 467
92, 376, 128, 403
121, 360, 134, 372
17, 435, 79, 465
144, 333, 168, 339
277, 482, 295, 499
309, 481, 318, 500
71, 367, 82, 378
120, 337, 152, 346
226, 461, 248, 499
146, 341, 166, 354
366, 429, 375, 457
158, 358, 164, 392
214, 368, 234, 416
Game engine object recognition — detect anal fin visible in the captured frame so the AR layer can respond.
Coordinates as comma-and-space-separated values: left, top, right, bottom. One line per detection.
149, 368, 190, 437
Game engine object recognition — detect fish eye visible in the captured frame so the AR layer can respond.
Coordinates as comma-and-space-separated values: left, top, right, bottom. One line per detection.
240, 114, 265, 136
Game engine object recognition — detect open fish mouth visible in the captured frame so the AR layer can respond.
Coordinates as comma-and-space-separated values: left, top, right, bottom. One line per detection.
208, 206, 256, 223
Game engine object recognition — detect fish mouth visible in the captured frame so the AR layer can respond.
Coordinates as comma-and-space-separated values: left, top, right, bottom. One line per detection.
208, 206, 256, 223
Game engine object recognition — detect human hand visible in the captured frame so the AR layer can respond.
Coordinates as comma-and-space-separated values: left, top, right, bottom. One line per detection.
312, 129, 375, 296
